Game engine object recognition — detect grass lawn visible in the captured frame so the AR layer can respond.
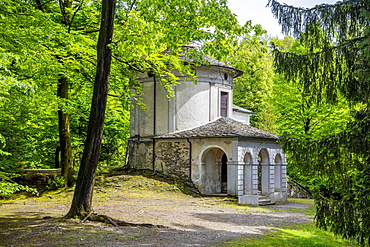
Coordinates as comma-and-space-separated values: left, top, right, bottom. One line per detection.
222, 222, 359, 246
222, 198, 359, 247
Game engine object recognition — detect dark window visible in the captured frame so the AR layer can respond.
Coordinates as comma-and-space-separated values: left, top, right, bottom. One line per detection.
220, 92, 228, 117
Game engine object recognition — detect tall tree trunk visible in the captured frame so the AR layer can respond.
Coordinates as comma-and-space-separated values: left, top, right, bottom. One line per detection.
58, 77, 74, 187
55, 0, 74, 187
65, 0, 116, 218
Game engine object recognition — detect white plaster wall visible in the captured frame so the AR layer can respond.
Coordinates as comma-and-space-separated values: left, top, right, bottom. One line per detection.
232, 111, 252, 125
209, 83, 218, 120
134, 81, 155, 137
174, 80, 210, 131
132, 66, 235, 137
129, 96, 139, 137
156, 81, 170, 135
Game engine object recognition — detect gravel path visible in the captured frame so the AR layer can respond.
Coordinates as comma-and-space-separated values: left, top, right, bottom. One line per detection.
93, 196, 312, 246
0, 191, 313, 247
0, 173, 314, 247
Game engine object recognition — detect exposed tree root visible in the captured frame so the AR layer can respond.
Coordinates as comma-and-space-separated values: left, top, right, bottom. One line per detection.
79, 213, 164, 228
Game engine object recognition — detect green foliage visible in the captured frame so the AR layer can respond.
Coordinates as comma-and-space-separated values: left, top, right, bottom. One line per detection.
100, 97, 130, 166
0, 0, 98, 172
1, 0, 250, 200
280, 110, 370, 244
44, 174, 65, 190
0, 172, 38, 198
270, 74, 351, 140
0, 181, 39, 198
229, 31, 276, 130
268, 1, 370, 105
268, 1, 370, 244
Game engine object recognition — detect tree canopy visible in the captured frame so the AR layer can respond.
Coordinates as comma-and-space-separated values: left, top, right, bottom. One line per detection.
267, 0, 370, 244
229, 27, 276, 130
0, 0, 254, 216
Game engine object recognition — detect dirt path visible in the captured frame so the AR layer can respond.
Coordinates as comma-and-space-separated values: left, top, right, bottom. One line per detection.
0, 174, 313, 246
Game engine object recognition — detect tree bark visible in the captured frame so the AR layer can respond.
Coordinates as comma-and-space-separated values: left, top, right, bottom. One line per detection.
65, 0, 116, 218
57, 77, 74, 187
56, 0, 74, 187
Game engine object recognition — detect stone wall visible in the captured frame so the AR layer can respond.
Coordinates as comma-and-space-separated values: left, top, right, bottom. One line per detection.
127, 139, 153, 170
154, 140, 190, 180
287, 180, 312, 199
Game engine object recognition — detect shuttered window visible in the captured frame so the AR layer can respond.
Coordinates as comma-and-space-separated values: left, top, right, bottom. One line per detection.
220, 92, 228, 117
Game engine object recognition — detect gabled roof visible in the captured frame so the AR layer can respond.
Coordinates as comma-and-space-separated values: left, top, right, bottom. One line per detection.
156, 117, 278, 140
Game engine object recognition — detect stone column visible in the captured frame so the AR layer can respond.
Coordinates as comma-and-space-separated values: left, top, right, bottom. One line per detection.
274, 164, 282, 192
269, 164, 275, 194
238, 163, 259, 205
199, 161, 206, 194
251, 164, 259, 195
227, 140, 240, 196
237, 163, 244, 196
243, 163, 253, 195
227, 161, 238, 196
282, 163, 287, 193
271, 162, 288, 203
215, 161, 222, 193
261, 163, 270, 195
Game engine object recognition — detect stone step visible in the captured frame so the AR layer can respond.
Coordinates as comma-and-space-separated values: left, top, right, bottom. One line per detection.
202, 193, 228, 197
258, 196, 275, 206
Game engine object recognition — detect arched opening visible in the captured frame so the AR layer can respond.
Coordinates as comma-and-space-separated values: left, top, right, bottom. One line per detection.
244, 152, 252, 163
274, 154, 282, 192
221, 153, 228, 193
243, 152, 253, 195
201, 147, 227, 194
258, 149, 270, 196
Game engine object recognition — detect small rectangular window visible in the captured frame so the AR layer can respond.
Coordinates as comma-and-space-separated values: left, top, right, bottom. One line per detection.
220, 92, 228, 117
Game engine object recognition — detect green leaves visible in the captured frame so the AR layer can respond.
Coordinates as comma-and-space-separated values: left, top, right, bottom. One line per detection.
228, 32, 275, 130
267, 0, 369, 43
267, 2, 370, 244
0, 0, 247, 173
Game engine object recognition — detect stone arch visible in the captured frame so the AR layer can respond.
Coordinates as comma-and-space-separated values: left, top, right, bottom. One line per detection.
200, 147, 227, 194
258, 148, 270, 196
243, 152, 253, 195
243, 152, 253, 164
274, 153, 282, 192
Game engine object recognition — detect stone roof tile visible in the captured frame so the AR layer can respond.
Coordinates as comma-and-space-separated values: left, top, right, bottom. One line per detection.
156, 117, 278, 140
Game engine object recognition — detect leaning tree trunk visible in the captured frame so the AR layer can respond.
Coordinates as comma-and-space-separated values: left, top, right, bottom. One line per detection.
65, 0, 116, 218
58, 77, 74, 187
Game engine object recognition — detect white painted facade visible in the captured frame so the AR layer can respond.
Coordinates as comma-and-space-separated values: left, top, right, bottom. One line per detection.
131, 66, 242, 137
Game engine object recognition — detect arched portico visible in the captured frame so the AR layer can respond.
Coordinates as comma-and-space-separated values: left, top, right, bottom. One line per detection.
200, 147, 228, 194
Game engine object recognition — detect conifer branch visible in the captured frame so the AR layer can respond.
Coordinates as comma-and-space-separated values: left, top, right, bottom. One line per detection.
267, 0, 370, 41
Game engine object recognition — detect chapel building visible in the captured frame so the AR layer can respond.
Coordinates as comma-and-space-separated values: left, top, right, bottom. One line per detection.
128, 54, 287, 205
